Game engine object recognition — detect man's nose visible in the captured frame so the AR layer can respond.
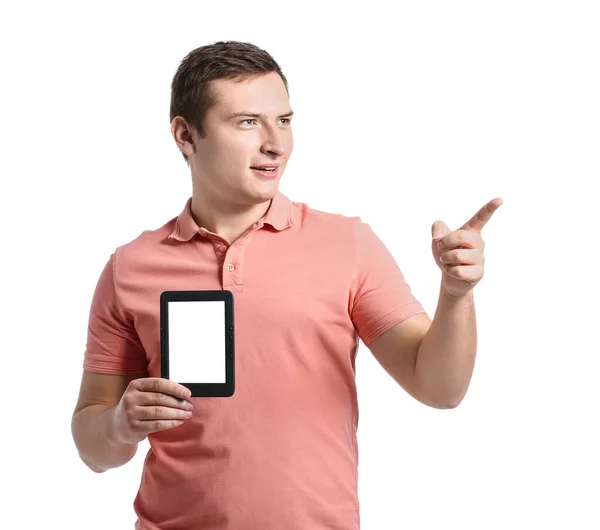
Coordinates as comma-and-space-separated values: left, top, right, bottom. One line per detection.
261, 126, 287, 156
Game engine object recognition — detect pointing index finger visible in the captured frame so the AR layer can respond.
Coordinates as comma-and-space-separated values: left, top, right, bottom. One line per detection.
460, 197, 503, 233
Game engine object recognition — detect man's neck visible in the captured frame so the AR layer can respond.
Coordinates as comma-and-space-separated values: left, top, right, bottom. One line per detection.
190, 193, 273, 245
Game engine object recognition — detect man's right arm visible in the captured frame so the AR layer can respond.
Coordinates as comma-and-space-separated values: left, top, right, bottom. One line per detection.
71, 370, 146, 473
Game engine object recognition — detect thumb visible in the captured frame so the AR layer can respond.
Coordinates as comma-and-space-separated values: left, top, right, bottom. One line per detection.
431, 220, 451, 243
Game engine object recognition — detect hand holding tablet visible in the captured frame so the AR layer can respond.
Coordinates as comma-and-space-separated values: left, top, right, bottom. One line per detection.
111, 377, 195, 444
160, 290, 235, 398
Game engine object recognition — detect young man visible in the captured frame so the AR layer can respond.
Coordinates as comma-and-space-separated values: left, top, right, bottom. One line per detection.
72, 40, 481, 530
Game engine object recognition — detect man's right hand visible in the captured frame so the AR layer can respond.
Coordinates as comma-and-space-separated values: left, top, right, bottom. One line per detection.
111, 378, 194, 444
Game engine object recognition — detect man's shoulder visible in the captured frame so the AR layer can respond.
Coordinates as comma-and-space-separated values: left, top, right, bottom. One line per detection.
112, 212, 178, 259
293, 198, 361, 230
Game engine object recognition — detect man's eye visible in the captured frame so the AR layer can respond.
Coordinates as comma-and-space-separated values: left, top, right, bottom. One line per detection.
240, 118, 291, 126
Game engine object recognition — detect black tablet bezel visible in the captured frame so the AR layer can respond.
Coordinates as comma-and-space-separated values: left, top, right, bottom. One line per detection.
160, 290, 235, 398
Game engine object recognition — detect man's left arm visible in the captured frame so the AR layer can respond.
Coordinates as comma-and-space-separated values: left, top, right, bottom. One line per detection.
417, 197, 503, 407
415, 288, 476, 409
369, 197, 503, 409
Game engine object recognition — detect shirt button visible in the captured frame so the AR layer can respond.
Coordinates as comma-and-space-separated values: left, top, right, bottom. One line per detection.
227, 263, 235, 272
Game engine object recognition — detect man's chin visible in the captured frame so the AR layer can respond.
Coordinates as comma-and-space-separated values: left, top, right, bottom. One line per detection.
242, 184, 279, 203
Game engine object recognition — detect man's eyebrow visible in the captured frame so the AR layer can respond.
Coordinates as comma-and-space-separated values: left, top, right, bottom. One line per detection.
227, 110, 294, 120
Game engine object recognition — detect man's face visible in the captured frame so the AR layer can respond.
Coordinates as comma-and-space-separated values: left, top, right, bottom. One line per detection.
189, 72, 294, 205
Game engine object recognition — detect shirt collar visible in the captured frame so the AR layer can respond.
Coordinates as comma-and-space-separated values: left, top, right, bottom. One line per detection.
167, 190, 296, 242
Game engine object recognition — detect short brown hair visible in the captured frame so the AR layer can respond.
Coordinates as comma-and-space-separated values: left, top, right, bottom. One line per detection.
170, 40, 289, 163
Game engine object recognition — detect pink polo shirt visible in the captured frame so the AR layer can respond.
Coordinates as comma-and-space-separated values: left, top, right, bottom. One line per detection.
83, 190, 426, 530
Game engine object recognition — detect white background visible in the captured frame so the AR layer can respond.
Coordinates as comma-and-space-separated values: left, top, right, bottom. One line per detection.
2, 1, 598, 529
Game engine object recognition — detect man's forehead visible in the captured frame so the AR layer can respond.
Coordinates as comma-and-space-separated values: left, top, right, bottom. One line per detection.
210, 75, 290, 117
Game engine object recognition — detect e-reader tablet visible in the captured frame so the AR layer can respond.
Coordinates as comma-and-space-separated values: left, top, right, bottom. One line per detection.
160, 290, 235, 397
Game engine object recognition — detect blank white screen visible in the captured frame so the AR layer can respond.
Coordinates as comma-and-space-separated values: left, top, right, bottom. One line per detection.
167, 300, 226, 383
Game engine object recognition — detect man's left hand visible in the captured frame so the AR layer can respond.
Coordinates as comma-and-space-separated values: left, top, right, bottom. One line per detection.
431, 198, 503, 298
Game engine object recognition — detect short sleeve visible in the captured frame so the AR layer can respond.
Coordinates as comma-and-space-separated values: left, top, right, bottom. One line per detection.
82, 252, 148, 375
349, 218, 427, 348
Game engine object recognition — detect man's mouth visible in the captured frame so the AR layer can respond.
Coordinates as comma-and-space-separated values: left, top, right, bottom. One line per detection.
250, 166, 280, 179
